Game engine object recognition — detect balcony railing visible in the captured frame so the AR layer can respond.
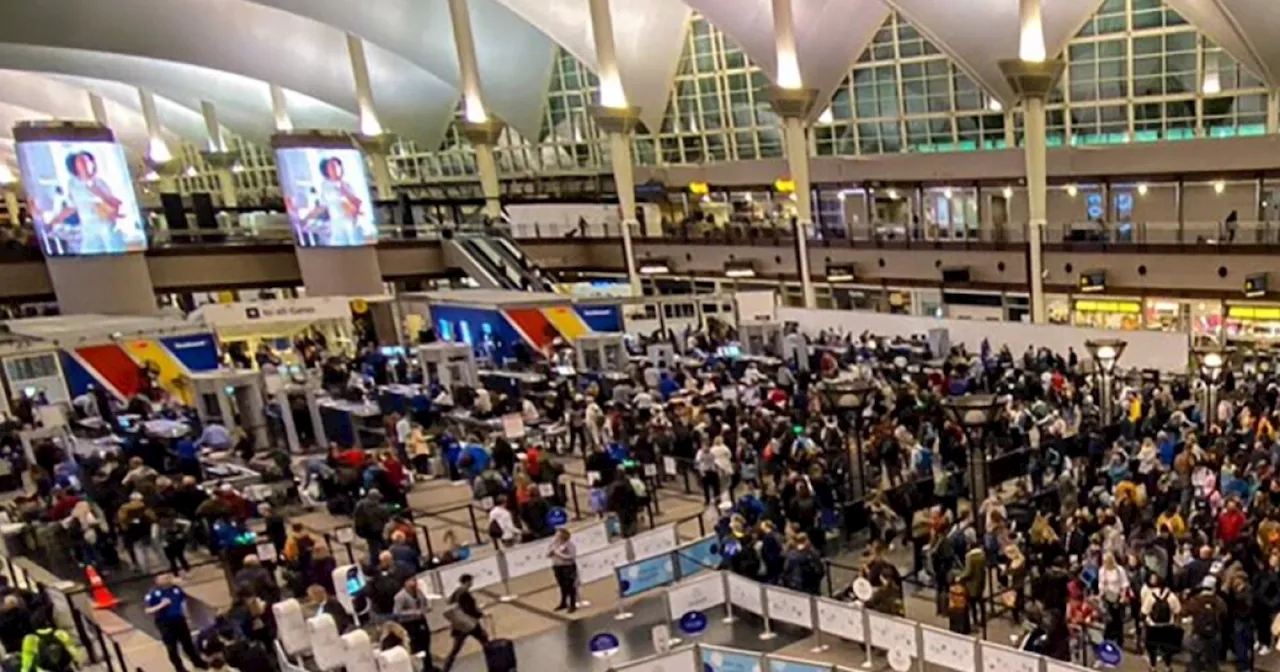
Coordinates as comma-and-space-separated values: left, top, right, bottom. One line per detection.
3, 213, 1279, 259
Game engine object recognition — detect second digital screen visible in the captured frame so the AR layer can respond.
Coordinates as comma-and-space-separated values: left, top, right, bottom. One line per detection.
276, 146, 377, 247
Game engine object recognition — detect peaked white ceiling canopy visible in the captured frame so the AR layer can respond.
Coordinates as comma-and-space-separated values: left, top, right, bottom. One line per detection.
0, 44, 356, 145
887, 0, 1108, 104
0, 71, 181, 151
244, 0, 554, 141
686, 0, 888, 120
0, 0, 457, 146
496, 0, 691, 133
1164, 0, 1277, 87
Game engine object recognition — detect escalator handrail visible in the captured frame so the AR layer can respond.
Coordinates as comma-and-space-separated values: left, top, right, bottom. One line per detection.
461, 235, 524, 289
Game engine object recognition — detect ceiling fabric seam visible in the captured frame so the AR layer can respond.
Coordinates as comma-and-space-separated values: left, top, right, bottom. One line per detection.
881, 0, 1014, 106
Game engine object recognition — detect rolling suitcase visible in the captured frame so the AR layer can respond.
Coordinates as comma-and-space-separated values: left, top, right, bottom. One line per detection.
483, 639, 516, 672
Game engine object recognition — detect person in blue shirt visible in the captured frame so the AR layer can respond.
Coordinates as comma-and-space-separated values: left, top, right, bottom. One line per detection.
456, 443, 490, 481
657, 372, 680, 401
440, 432, 463, 481
145, 574, 207, 672
210, 517, 245, 553
175, 437, 202, 480
196, 423, 232, 452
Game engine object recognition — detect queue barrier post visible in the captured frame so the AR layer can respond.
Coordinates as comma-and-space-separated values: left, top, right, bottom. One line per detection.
758, 582, 777, 641
113, 636, 128, 672
720, 572, 736, 624
649, 477, 663, 516
467, 505, 483, 545
416, 524, 436, 561
68, 602, 97, 666
570, 482, 583, 520
94, 619, 114, 672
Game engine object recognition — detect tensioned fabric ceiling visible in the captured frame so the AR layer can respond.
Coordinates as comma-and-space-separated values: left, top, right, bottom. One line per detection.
0, 0, 1270, 166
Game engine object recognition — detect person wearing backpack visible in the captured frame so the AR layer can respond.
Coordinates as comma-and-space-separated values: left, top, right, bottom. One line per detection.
20, 615, 82, 672
1183, 584, 1227, 672
1141, 574, 1182, 670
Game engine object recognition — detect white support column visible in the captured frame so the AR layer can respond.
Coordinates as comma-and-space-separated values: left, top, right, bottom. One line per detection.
1268, 91, 1279, 135
0, 165, 19, 229
200, 101, 238, 208
138, 88, 178, 194
587, 0, 641, 296
1000, 0, 1063, 325
346, 35, 393, 200
1024, 95, 1048, 323
782, 116, 815, 305
769, 0, 815, 308
449, 0, 503, 219
346, 34, 382, 138
87, 93, 109, 126
269, 84, 293, 132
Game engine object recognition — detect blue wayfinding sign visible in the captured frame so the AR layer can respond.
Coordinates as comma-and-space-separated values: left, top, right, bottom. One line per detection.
679, 611, 708, 636
589, 632, 620, 658
546, 507, 568, 528
1095, 641, 1122, 667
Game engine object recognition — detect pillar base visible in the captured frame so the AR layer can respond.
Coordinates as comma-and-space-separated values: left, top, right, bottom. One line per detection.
998, 59, 1065, 99
457, 119, 507, 146
589, 105, 642, 135
768, 87, 819, 119
201, 150, 239, 170
354, 132, 397, 156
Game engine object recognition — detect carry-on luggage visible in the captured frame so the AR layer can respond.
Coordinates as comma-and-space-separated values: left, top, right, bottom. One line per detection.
483, 639, 516, 672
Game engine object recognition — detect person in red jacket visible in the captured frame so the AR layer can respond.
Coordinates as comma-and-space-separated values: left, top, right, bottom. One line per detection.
1217, 497, 1247, 543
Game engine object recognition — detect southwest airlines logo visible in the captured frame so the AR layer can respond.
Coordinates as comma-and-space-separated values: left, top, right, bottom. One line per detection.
169, 337, 214, 350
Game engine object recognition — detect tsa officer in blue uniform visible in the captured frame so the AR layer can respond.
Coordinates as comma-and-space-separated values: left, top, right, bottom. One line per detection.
145, 574, 208, 672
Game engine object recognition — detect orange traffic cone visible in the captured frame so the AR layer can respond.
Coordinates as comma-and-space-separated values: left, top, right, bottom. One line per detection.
85, 566, 119, 610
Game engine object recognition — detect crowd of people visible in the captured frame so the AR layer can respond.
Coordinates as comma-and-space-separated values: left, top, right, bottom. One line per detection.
16, 315, 1280, 672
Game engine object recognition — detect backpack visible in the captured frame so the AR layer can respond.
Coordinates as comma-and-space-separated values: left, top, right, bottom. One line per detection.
948, 583, 968, 611
629, 477, 648, 499
1150, 589, 1173, 625
35, 632, 71, 672
1192, 603, 1218, 639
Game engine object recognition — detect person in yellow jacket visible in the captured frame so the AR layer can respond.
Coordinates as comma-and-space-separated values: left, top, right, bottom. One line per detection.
21, 617, 84, 672
1155, 504, 1187, 540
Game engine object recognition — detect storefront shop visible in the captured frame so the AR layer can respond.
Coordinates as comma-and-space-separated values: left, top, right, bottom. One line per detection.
1223, 304, 1280, 346
1046, 296, 1215, 336
1064, 297, 1144, 330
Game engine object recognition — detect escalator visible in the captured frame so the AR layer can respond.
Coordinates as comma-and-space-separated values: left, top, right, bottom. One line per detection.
488, 228, 558, 292
443, 232, 530, 290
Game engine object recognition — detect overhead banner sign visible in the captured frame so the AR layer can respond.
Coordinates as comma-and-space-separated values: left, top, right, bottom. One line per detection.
195, 296, 361, 328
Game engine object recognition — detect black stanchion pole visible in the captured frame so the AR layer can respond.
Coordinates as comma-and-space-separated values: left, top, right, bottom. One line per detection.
95, 623, 113, 672
570, 482, 583, 520
467, 505, 482, 544
113, 636, 128, 672
70, 605, 93, 663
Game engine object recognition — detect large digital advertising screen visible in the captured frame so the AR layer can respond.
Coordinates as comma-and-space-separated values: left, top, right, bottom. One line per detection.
15, 125, 146, 256
273, 134, 376, 248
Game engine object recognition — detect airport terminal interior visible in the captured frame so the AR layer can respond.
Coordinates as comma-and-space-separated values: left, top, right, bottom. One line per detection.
7, 2, 1280, 672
